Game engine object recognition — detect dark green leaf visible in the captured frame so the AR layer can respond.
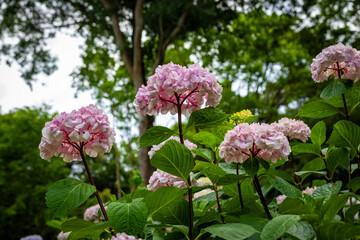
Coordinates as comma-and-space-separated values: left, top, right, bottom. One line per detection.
186, 107, 228, 130
270, 176, 302, 198
301, 157, 326, 171
260, 215, 301, 240
311, 121, 326, 147
45, 178, 96, 219
320, 80, 346, 100
295, 171, 327, 181
242, 157, 259, 177
194, 210, 222, 227
320, 194, 348, 223
346, 177, 360, 192
61, 219, 92, 232
258, 157, 270, 170
345, 204, 360, 223
327, 120, 360, 154
151, 140, 195, 180
108, 201, 147, 235
286, 222, 315, 240
278, 198, 310, 214
217, 174, 247, 185
192, 148, 214, 162
153, 199, 189, 226
317, 222, 360, 240
326, 147, 350, 176
67, 221, 112, 240
312, 182, 342, 201
139, 126, 176, 148
297, 101, 340, 118
192, 132, 217, 150
205, 223, 258, 240
291, 143, 320, 156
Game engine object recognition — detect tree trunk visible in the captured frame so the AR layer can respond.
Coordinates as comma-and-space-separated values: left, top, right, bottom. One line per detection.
138, 115, 155, 184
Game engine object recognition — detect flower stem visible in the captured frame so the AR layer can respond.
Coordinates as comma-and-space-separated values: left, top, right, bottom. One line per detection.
213, 152, 225, 223
236, 163, 244, 209
176, 96, 194, 240
79, 148, 115, 236
253, 174, 272, 220
290, 152, 303, 191
336, 61, 350, 121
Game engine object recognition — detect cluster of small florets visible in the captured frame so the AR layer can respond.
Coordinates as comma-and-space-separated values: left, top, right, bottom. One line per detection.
271, 117, 311, 142
311, 43, 360, 83
219, 123, 291, 163
111, 233, 142, 240
83, 204, 108, 222
134, 62, 223, 117
229, 109, 253, 125
39, 104, 115, 162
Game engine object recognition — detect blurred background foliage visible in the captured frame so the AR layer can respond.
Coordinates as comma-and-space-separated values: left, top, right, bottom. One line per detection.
1, 0, 360, 238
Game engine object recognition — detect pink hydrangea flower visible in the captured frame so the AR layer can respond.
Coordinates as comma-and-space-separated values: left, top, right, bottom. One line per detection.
147, 169, 187, 191
134, 62, 223, 117
148, 136, 197, 158
39, 104, 115, 162
276, 194, 287, 205
219, 123, 291, 164
57, 231, 70, 240
83, 204, 108, 222
271, 118, 311, 142
311, 43, 360, 83
111, 233, 142, 240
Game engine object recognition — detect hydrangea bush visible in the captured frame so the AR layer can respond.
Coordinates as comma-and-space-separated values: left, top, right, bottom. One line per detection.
42, 46, 360, 240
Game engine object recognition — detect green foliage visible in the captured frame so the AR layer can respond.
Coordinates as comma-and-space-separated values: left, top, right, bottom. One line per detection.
139, 126, 176, 148
186, 107, 228, 130
205, 223, 258, 240
46, 178, 96, 219
260, 215, 301, 240
62, 219, 112, 240
320, 80, 346, 100
297, 101, 341, 118
270, 176, 302, 198
327, 120, 360, 156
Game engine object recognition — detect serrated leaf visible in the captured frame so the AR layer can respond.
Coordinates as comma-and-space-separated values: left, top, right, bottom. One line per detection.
108, 201, 147, 235
192, 132, 217, 150
311, 121, 326, 147
270, 176, 302, 198
301, 157, 326, 171
345, 204, 360, 223
317, 222, 360, 240
312, 182, 342, 201
205, 223, 258, 240
291, 143, 320, 156
186, 107, 228, 130
65, 221, 112, 240
260, 215, 301, 240
346, 177, 360, 192
217, 174, 247, 185
139, 126, 176, 148
194, 210, 222, 227
320, 194, 348, 223
151, 140, 195, 180
144, 187, 185, 216
192, 148, 214, 162
46, 178, 96, 219
295, 171, 327, 181
297, 101, 340, 118
286, 222, 315, 240
242, 157, 259, 177
153, 199, 189, 226
326, 147, 350, 176
327, 120, 360, 155
278, 198, 310, 214
320, 80, 346, 100
199, 164, 227, 183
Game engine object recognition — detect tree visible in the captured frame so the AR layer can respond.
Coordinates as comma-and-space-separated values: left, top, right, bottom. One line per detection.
0, 0, 238, 183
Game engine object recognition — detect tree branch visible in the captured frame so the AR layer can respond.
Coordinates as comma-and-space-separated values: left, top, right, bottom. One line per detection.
101, 0, 134, 77
151, 5, 190, 74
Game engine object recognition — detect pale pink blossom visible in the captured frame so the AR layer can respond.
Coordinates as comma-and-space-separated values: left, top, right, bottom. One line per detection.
111, 233, 142, 240
311, 43, 360, 83
147, 169, 187, 191
276, 195, 287, 205
271, 118, 311, 142
194, 189, 214, 199
20, 235, 43, 240
302, 186, 318, 196
196, 177, 213, 187
219, 123, 291, 164
57, 231, 70, 240
148, 136, 197, 158
39, 104, 115, 162
83, 204, 108, 222
134, 62, 222, 117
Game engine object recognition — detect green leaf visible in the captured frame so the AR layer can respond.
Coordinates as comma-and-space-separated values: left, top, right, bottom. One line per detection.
312, 182, 342, 201
108, 201, 147, 235
327, 120, 360, 155
320, 80, 346, 100
295, 171, 327, 182
205, 223, 258, 240
297, 101, 340, 118
64, 221, 112, 240
186, 107, 228, 130
260, 215, 301, 240
286, 222, 315, 240
238, 214, 268, 232
345, 204, 360, 223
320, 194, 348, 223
326, 147, 350, 176
217, 174, 247, 185
242, 157, 259, 177
144, 186, 185, 216
192, 132, 217, 150
139, 126, 176, 148
153, 199, 189, 226
61, 219, 93, 232
301, 157, 326, 171
311, 121, 326, 147
258, 157, 270, 170
199, 164, 227, 183
171, 225, 189, 237
45, 178, 96, 219
278, 198, 310, 214
317, 222, 360, 240
270, 176, 302, 198
291, 143, 320, 156
151, 140, 195, 181
194, 210, 222, 227
346, 177, 360, 192
192, 148, 214, 162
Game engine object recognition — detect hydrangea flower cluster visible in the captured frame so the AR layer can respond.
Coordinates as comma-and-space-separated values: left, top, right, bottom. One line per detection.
311, 43, 360, 83
111, 233, 142, 240
219, 123, 290, 163
83, 204, 108, 222
134, 62, 223, 117
147, 169, 187, 191
271, 117, 311, 142
39, 104, 115, 162
148, 136, 197, 158
229, 109, 253, 125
